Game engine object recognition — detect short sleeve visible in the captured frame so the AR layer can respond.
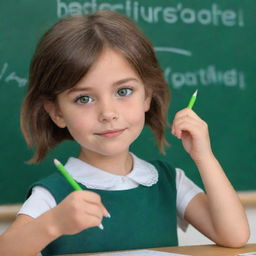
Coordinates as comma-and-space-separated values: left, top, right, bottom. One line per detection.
18, 186, 57, 218
175, 168, 204, 231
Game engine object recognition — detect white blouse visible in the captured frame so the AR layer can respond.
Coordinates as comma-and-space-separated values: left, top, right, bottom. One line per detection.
18, 153, 203, 231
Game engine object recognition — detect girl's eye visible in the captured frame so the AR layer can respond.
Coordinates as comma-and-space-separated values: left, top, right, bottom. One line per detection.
75, 95, 93, 104
116, 88, 133, 97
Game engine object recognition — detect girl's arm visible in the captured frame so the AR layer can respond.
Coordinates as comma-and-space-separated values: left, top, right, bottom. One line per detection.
171, 108, 250, 248
0, 190, 109, 256
0, 213, 60, 256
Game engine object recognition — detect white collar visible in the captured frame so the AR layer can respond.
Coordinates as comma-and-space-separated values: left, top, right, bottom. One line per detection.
64, 153, 158, 190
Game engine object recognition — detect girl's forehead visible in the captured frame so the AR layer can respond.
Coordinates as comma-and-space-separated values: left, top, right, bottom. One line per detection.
89, 48, 135, 73
73, 48, 143, 87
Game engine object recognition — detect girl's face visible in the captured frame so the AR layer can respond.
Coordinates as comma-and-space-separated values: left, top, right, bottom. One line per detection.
46, 48, 151, 160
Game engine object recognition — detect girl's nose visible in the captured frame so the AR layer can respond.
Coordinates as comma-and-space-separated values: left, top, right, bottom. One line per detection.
98, 102, 119, 122
99, 111, 119, 122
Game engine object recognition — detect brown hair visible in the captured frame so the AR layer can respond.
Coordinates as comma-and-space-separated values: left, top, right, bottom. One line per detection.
21, 10, 170, 163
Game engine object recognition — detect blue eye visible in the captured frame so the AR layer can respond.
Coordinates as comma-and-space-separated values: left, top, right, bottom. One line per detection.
75, 95, 93, 104
116, 88, 133, 97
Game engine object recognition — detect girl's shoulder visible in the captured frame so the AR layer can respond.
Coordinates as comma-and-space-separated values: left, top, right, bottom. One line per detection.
149, 159, 176, 171
148, 159, 176, 181
27, 172, 74, 203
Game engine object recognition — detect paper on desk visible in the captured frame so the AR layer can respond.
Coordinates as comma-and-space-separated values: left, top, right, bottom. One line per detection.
89, 249, 191, 256
236, 252, 256, 256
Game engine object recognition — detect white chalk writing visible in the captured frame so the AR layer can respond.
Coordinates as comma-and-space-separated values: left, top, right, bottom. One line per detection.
164, 65, 246, 90
155, 47, 192, 57
0, 62, 27, 88
57, 0, 244, 27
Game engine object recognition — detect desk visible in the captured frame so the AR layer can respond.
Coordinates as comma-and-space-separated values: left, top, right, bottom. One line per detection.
62, 244, 256, 256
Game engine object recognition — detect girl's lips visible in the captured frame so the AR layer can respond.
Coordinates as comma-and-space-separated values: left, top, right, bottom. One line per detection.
96, 129, 126, 138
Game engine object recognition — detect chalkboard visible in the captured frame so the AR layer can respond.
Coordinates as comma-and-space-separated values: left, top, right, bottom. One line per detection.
1, 0, 255, 204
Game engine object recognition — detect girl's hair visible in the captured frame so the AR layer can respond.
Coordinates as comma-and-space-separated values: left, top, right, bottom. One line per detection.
21, 10, 170, 163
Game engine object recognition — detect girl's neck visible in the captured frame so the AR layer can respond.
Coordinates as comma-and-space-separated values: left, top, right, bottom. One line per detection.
78, 151, 133, 176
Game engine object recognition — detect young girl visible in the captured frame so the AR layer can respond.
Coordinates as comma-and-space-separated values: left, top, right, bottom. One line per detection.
0, 10, 249, 256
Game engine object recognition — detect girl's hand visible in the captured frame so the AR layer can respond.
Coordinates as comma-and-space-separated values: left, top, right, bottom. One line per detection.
171, 108, 213, 162
50, 190, 110, 236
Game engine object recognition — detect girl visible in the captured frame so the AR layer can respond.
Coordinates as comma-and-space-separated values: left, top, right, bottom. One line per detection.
0, 10, 249, 256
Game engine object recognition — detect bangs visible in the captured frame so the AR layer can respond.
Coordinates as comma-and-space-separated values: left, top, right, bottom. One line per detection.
30, 17, 104, 100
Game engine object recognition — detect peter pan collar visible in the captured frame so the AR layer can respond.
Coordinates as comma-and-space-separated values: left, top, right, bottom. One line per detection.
64, 153, 158, 190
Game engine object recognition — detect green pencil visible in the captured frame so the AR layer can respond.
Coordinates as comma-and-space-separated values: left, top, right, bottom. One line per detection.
54, 159, 83, 191
187, 89, 198, 109
53, 159, 104, 230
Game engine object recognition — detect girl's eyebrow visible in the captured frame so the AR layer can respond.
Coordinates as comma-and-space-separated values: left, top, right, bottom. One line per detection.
68, 77, 139, 94
112, 77, 139, 86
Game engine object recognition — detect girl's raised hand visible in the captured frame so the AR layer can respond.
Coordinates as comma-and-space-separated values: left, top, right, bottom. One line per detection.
171, 108, 213, 163
50, 190, 110, 236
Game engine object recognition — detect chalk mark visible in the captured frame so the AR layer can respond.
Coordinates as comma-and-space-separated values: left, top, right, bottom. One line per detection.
154, 47, 192, 56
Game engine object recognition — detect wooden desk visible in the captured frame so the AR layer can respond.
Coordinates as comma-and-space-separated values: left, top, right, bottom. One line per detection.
62, 244, 256, 256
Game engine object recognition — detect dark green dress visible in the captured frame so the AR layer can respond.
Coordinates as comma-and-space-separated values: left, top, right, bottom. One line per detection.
28, 160, 178, 256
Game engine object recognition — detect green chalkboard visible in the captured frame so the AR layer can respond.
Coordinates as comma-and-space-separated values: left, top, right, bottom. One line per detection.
1, 0, 255, 204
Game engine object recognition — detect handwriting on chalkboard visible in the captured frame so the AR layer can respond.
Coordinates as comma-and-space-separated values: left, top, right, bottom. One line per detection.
0, 62, 27, 88
164, 66, 245, 90
154, 48, 245, 90
57, 0, 244, 27
0, 61, 245, 90
155, 47, 192, 57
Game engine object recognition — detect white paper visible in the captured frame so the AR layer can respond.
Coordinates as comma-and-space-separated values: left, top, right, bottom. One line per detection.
236, 252, 256, 256
89, 249, 191, 256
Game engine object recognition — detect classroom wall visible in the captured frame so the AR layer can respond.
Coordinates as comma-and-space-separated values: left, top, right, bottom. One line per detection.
1, 1, 255, 204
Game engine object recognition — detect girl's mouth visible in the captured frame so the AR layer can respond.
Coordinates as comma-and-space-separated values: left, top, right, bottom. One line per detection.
96, 128, 126, 138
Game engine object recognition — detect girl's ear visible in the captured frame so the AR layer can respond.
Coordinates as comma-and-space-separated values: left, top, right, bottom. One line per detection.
144, 92, 152, 112
43, 101, 66, 128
